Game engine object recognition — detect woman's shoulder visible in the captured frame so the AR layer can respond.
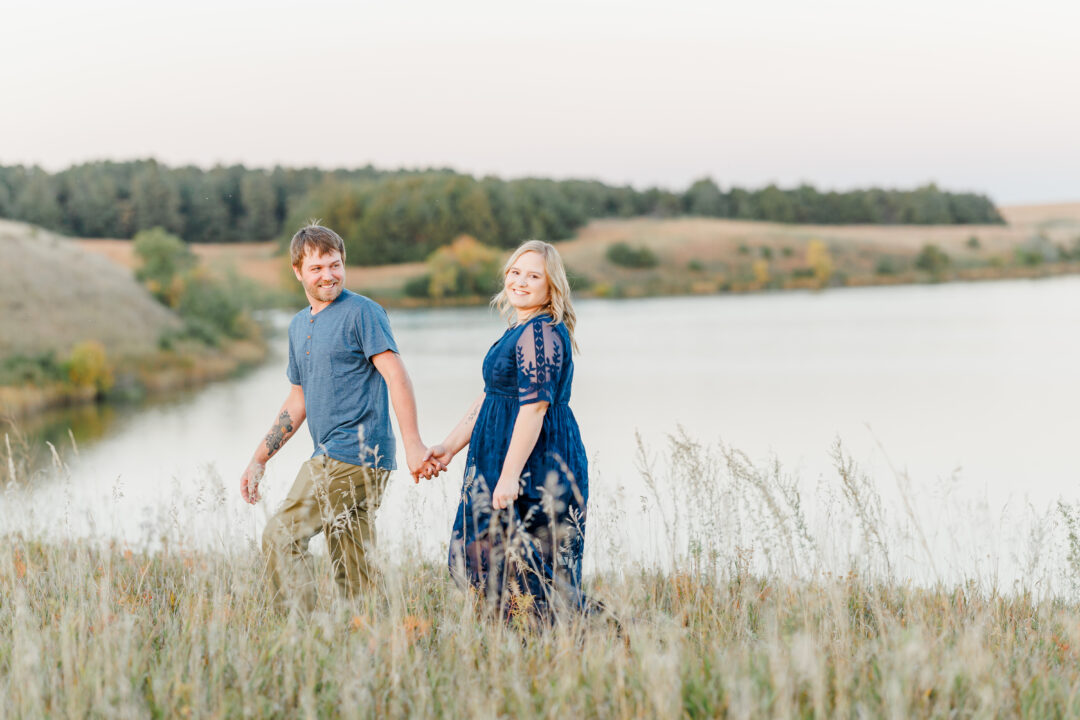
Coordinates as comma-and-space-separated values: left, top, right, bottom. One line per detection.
513, 313, 565, 337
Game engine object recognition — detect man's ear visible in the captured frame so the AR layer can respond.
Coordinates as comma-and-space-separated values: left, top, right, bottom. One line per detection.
293, 265, 303, 282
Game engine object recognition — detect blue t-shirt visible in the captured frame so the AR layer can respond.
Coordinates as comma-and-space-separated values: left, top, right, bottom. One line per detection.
286, 289, 398, 470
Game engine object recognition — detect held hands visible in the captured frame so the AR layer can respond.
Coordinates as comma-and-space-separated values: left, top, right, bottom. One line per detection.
415, 444, 453, 483
240, 459, 265, 504
491, 474, 520, 510
407, 441, 449, 483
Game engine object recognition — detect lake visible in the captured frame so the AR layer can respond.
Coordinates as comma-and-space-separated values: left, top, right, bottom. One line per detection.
5, 277, 1079, 587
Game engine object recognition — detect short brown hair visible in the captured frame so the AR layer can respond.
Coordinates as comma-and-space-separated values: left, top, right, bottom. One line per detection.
290, 223, 346, 267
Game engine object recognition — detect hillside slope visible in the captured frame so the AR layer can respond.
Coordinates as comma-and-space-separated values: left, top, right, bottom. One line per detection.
0, 220, 181, 358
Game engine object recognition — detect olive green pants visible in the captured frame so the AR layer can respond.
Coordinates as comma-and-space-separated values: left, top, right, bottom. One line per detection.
262, 455, 389, 612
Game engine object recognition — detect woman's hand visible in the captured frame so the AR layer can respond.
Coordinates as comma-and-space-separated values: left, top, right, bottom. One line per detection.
417, 444, 452, 482
492, 474, 520, 510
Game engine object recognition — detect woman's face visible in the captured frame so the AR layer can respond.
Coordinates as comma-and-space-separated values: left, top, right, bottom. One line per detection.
504, 250, 549, 315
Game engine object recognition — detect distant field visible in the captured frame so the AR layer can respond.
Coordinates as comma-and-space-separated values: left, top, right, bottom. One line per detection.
72, 202, 1080, 302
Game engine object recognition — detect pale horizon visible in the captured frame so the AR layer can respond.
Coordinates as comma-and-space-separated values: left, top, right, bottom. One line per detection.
4, 0, 1079, 206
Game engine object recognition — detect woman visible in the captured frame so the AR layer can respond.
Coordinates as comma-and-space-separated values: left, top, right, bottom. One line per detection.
424, 240, 590, 621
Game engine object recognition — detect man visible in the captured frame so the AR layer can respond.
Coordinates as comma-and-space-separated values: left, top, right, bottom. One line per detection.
240, 223, 443, 611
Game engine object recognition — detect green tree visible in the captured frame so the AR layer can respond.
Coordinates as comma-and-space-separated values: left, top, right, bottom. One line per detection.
241, 171, 279, 240
132, 162, 183, 234
0, 176, 12, 216
177, 168, 231, 243
13, 169, 62, 229
134, 227, 196, 306
685, 178, 727, 216
755, 184, 796, 223
62, 165, 121, 237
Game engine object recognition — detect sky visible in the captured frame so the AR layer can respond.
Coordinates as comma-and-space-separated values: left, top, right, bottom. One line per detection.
2, 0, 1078, 205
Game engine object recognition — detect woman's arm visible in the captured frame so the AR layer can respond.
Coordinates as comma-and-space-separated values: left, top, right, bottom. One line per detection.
424, 392, 485, 471
491, 401, 548, 510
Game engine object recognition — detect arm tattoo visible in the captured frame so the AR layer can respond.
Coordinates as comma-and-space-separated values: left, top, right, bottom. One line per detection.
466, 400, 482, 424
265, 410, 294, 458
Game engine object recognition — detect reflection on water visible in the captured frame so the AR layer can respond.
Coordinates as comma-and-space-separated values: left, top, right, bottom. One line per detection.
4, 277, 1080, 585
20, 390, 188, 473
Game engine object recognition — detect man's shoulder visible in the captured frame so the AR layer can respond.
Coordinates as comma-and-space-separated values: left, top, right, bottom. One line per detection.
338, 290, 388, 317
287, 307, 311, 331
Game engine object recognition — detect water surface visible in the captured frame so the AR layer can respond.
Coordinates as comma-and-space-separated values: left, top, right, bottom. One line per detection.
6, 277, 1079, 583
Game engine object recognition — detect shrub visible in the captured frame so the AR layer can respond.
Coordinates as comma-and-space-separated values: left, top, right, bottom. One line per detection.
403, 274, 432, 299
566, 268, 593, 292
1014, 234, 1059, 266
752, 259, 770, 286
65, 341, 113, 394
606, 242, 658, 269
1015, 248, 1045, 267
967, 235, 981, 249
133, 227, 196, 307
0, 352, 64, 386
805, 239, 833, 286
427, 235, 502, 299
687, 259, 705, 272
915, 244, 951, 277
876, 257, 898, 276
176, 268, 250, 340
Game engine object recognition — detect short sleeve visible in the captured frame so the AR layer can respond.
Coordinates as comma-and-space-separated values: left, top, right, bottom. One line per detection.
355, 300, 399, 360
516, 319, 564, 406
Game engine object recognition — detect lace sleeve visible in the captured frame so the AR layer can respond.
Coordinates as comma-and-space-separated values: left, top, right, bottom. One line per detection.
516, 319, 564, 406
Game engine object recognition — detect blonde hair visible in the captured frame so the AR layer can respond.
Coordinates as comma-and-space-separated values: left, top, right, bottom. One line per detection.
492, 240, 579, 353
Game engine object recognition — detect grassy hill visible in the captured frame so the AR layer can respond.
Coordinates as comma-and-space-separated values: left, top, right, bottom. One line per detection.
0, 219, 181, 357
0, 221, 266, 420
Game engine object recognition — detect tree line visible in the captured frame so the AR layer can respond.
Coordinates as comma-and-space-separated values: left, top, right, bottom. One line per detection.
0, 161, 1003, 263
0, 160, 405, 243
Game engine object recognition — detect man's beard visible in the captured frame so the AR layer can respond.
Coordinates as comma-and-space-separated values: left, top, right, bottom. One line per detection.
308, 279, 343, 303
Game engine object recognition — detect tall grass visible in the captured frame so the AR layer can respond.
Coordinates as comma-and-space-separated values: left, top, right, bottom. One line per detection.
3, 429, 1080, 718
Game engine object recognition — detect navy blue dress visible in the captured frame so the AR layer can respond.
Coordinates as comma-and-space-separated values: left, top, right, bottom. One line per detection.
448, 314, 589, 618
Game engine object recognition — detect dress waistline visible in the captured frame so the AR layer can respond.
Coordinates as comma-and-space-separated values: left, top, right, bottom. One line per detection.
484, 389, 569, 405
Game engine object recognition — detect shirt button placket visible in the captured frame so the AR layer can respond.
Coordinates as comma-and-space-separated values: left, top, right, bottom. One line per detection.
306, 315, 314, 358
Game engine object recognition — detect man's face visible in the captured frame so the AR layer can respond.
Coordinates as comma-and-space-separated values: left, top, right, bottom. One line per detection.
294, 249, 345, 307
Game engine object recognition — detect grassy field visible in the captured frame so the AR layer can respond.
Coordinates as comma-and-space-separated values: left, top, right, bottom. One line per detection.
7, 542, 1080, 718
74, 202, 1080, 305
4, 429, 1080, 718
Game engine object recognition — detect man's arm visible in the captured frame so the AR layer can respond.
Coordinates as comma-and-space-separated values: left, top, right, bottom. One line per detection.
241, 384, 306, 504
370, 350, 438, 482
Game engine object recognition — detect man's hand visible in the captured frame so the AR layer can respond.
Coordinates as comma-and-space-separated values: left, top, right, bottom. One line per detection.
241, 459, 265, 504
492, 474, 520, 510
417, 444, 452, 481
405, 440, 444, 483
